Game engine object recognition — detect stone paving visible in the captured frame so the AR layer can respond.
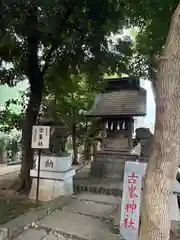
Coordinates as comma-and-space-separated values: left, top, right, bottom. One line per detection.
12, 193, 121, 240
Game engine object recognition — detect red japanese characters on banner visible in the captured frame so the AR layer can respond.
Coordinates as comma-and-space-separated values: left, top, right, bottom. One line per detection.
128, 185, 138, 199
125, 200, 137, 214
124, 216, 136, 229
128, 172, 139, 184
123, 172, 139, 228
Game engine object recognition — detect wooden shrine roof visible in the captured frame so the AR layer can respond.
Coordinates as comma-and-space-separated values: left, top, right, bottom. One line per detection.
87, 87, 147, 117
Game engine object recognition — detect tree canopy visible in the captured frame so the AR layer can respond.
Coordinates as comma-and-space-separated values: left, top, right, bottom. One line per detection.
0, 0, 134, 191
0, 0, 132, 87
122, 1, 180, 95
125, 1, 178, 53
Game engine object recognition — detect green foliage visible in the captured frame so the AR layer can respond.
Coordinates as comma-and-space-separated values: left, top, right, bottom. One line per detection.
6, 138, 20, 155
123, 1, 179, 79
42, 74, 96, 139
0, 109, 21, 133
0, 0, 136, 188
0, 89, 28, 133
0, 0, 133, 88
125, 1, 178, 53
0, 0, 134, 136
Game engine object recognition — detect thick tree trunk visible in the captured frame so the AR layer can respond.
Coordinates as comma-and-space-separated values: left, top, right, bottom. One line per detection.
139, 3, 180, 240
18, 80, 43, 193
17, 2, 43, 193
72, 121, 78, 165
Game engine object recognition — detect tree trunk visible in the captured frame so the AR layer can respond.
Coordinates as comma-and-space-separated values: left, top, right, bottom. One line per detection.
72, 121, 78, 165
0, 152, 3, 164
18, 79, 43, 193
84, 138, 91, 162
83, 121, 89, 162
139, 3, 180, 240
17, 2, 43, 193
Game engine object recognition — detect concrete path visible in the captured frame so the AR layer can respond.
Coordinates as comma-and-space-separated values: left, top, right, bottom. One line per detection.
13, 193, 121, 240
0, 165, 20, 176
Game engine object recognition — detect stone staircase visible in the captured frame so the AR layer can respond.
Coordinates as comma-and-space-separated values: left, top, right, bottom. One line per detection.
73, 179, 122, 196
73, 163, 123, 196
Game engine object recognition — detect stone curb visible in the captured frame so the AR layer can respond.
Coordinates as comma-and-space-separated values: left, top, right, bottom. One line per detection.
0, 195, 72, 240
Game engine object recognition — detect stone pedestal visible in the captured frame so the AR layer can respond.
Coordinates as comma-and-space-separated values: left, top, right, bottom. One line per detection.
34, 154, 72, 172
29, 154, 75, 202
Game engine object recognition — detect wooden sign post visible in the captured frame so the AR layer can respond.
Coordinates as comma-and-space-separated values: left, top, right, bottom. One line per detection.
31, 125, 50, 205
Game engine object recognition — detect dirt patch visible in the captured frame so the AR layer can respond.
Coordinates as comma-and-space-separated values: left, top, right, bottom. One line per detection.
0, 191, 40, 224
0, 171, 41, 225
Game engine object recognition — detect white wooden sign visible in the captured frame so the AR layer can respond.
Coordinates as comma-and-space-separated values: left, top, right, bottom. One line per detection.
31, 125, 50, 149
120, 161, 146, 240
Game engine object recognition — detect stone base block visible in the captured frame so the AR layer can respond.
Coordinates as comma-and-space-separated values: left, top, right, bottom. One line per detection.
90, 153, 125, 179
90, 160, 125, 180
30, 168, 75, 180
90, 153, 137, 179
34, 154, 72, 172
29, 169, 75, 202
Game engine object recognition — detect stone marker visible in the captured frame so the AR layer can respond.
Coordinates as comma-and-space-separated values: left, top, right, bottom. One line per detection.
120, 161, 146, 240
120, 161, 180, 240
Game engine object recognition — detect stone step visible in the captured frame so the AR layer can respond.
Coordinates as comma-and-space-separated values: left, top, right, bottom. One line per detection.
73, 182, 122, 196
63, 198, 117, 219
77, 193, 121, 205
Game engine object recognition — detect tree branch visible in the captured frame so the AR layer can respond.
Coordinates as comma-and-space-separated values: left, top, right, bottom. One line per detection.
41, 2, 76, 77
